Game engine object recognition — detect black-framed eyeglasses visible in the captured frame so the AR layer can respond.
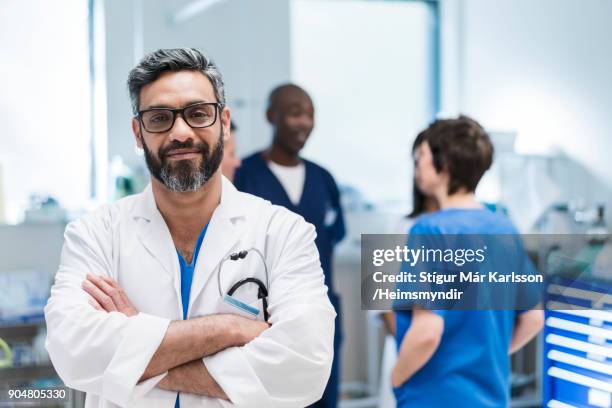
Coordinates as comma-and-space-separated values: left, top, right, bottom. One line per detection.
137, 102, 222, 133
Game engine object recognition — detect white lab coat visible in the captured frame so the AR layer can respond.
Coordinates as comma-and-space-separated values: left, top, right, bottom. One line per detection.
44, 177, 336, 408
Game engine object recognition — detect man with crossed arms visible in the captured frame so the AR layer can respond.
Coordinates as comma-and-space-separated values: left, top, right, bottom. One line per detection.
44, 48, 335, 408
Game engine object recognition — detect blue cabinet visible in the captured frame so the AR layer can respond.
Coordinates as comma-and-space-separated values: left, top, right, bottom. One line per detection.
543, 277, 612, 408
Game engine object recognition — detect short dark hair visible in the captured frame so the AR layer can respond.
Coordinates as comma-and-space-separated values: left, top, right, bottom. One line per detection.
409, 130, 432, 217
417, 115, 493, 194
267, 83, 311, 111
127, 48, 225, 115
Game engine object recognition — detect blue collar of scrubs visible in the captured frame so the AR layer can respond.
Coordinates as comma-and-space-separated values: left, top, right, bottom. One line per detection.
176, 223, 209, 320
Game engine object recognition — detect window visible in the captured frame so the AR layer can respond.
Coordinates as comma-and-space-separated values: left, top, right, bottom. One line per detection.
0, 0, 92, 223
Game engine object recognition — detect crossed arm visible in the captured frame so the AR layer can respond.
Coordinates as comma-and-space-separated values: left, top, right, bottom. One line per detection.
83, 273, 268, 399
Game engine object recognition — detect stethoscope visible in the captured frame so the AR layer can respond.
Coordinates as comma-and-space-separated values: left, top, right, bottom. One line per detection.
217, 247, 270, 322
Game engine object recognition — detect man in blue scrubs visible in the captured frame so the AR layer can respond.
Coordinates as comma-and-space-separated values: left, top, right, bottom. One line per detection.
234, 84, 345, 408
392, 116, 544, 407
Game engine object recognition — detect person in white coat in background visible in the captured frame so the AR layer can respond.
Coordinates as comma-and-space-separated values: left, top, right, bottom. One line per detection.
44, 48, 335, 408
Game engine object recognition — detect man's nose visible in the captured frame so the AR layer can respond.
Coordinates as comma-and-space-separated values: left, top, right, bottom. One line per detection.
168, 115, 195, 142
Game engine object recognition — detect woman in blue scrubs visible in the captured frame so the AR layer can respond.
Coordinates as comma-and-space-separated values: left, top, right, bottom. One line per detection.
392, 116, 544, 407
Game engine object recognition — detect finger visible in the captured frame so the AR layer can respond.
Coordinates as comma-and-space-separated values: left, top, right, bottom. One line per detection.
83, 279, 116, 312
88, 297, 104, 311
100, 274, 120, 289
90, 274, 138, 316
119, 292, 134, 311
82, 279, 117, 312
87, 274, 127, 310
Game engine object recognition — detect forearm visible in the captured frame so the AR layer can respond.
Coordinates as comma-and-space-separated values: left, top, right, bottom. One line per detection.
510, 309, 544, 354
202, 303, 336, 407
392, 330, 440, 386
157, 360, 228, 400
140, 314, 239, 381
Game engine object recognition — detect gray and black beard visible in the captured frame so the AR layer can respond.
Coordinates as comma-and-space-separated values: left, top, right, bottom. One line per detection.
142, 129, 224, 192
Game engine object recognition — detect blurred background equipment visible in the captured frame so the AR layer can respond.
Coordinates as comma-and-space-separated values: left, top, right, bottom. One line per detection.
0, 222, 83, 406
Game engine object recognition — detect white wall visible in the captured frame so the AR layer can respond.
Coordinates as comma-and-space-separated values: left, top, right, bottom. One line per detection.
441, 0, 612, 207
104, 0, 291, 170
291, 0, 436, 206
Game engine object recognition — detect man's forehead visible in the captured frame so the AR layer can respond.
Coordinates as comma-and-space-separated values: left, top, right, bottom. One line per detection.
139, 70, 216, 108
276, 93, 313, 111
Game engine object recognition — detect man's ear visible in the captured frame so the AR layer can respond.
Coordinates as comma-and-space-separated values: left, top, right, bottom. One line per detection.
132, 117, 143, 149
221, 106, 231, 139
266, 108, 275, 125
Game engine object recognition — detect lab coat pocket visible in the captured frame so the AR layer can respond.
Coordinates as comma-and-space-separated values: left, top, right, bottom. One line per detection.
247, 297, 267, 321
216, 294, 261, 320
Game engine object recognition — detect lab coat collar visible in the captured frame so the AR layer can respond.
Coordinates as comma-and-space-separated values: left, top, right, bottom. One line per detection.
217, 175, 248, 220
134, 175, 246, 222
133, 184, 177, 294
133, 175, 244, 315
190, 177, 243, 313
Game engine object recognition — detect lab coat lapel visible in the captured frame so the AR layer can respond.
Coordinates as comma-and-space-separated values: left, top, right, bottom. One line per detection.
188, 177, 244, 315
134, 185, 181, 298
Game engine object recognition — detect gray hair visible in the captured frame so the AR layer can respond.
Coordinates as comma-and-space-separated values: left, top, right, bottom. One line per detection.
127, 48, 226, 115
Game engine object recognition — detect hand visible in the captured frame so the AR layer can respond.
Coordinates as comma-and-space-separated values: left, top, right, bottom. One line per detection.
229, 315, 270, 345
82, 274, 139, 317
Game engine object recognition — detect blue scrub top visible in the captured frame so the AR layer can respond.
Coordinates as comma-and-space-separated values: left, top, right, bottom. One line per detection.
394, 208, 529, 408
175, 223, 209, 408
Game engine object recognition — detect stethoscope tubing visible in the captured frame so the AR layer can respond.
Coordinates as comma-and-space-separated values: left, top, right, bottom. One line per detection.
217, 247, 270, 297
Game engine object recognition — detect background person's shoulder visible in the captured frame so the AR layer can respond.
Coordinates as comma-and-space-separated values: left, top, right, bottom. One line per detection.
236, 151, 264, 172
303, 158, 333, 177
